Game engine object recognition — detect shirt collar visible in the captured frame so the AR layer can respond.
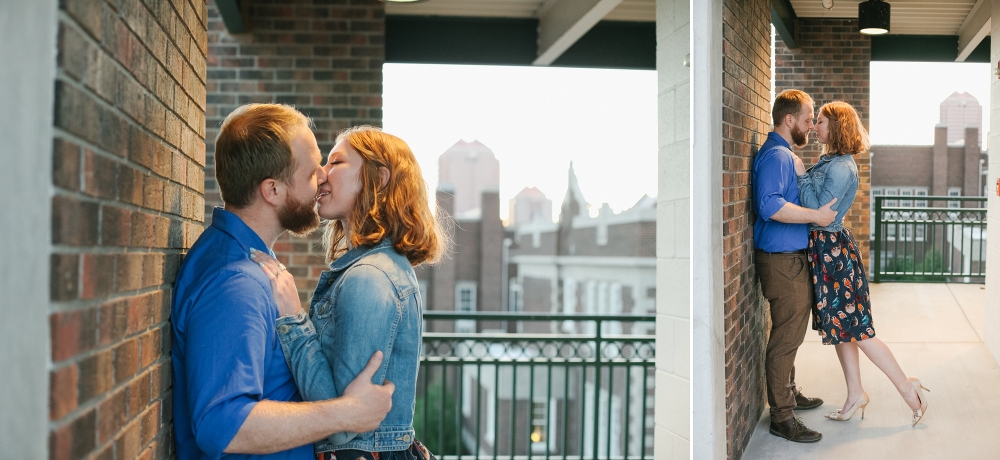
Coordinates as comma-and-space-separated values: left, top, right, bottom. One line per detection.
767, 131, 791, 150
329, 238, 393, 273
210, 207, 275, 257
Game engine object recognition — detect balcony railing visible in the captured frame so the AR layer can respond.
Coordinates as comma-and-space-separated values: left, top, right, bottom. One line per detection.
417, 312, 655, 460
872, 196, 987, 283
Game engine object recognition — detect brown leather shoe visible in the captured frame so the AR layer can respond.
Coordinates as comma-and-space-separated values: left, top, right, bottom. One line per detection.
794, 389, 824, 410
769, 417, 822, 443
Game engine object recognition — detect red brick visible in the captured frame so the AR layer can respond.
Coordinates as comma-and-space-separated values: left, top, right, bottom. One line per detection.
78, 349, 113, 403
51, 253, 80, 302
97, 387, 128, 444
99, 299, 129, 346
49, 409, 96, 460
53, 138, 82, 191
52, 194, 99, 246
81, 253, 116, 299
101, 205, 133, 246
50, 364, 79, 420
113, 338, 140, 383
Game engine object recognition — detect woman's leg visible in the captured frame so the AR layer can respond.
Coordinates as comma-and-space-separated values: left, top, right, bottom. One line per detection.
856, 337, 920, 411
835, 342, 866, 413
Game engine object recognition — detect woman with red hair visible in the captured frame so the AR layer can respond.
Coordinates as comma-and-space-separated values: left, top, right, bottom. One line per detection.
795, 101, 929, 427
255, 126, 446, 459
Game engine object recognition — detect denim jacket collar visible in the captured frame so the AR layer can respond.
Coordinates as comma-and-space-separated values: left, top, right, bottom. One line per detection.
328, 238, 393, 274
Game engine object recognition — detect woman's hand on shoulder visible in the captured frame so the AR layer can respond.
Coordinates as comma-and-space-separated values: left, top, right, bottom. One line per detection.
791, 153, 806, 176
250, 248, 304, 317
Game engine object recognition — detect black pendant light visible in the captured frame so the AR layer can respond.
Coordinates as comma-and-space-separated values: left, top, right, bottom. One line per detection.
858, 0, 890, 35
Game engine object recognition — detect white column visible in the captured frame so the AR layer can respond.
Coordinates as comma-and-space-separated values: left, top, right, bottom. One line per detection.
984, 0, 1000, 363
690, 0, 726, 458
0, 1, 57, 457
655, 0, 691, 458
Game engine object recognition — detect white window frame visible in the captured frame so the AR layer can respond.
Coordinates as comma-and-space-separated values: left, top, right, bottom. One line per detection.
455, 281, 477, 334
596, 222, 608, 246
948, 187, 962, 209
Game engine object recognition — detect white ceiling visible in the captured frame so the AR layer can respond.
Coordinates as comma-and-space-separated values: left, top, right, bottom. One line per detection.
384, 0, 656, 22
789, 0, 979, 35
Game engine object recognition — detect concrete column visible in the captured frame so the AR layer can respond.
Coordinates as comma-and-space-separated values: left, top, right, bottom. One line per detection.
0, 1, 56, 457
654, 0, 692, 458
688, 0, 725, 458
965, 127, 981, 199
985, 0, 1000, 364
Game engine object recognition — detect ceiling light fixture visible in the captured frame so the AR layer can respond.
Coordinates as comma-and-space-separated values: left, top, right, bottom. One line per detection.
858, 0, 890, 35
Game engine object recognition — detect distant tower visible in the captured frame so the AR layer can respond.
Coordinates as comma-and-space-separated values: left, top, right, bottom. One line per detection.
437, 140, 501, 217
508, 187, 553, 226
558, 162, 590, 255
940, 92, 982, 147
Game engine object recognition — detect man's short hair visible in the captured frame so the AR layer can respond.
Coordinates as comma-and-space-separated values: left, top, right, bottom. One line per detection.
772, 89, 814, 126
215, 104, 311, 208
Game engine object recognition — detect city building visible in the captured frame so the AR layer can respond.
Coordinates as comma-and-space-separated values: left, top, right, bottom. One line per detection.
438, 140, 501, 218
940, 91, 983, 147
508, 186, 553, 226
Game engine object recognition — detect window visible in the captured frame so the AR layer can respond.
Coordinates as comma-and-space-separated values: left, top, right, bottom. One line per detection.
596, 222, 608, 246
900, 189, 912, 207
948, 188, 961, 209
915, 189, 928, 208
509, 282, 523, 312
455, 281, 477, 333
884, 189, 898, 207
530, 402, 547, 444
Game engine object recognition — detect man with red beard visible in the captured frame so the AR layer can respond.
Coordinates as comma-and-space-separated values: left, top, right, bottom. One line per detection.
752, 89, 837, 443
171, 104, 394, 460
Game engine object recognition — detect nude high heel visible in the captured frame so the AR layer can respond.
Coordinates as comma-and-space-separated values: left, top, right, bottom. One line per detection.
909, 377, 929, 427
825, 391, 869, 421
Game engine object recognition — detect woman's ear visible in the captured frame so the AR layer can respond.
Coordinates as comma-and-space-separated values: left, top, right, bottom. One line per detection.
378, 166, 389, 189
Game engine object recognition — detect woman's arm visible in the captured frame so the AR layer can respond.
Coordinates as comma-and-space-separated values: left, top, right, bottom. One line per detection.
799, 160, 854, 214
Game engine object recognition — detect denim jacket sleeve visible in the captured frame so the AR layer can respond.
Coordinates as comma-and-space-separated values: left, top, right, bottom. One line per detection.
277, 263, 402, 447
797, 158, 852, 212
275, 310, 355, 446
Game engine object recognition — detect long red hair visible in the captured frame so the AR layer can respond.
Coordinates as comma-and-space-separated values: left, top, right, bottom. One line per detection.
820, 101, 870, 156
323, 126, 448, 266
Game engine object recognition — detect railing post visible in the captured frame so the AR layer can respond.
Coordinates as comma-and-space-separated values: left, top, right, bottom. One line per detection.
592, 318, 602, 460
874, 196, 882, 283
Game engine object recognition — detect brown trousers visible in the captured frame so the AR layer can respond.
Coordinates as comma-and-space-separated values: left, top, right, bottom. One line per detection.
755, 250, 813, 423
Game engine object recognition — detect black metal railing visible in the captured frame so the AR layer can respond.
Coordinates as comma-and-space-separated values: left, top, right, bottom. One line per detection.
872, 196, 987, 282
416, 312, 656, 460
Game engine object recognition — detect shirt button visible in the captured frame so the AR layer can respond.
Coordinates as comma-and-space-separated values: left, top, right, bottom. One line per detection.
403, 434, 411, 442
278, 325, 291, 334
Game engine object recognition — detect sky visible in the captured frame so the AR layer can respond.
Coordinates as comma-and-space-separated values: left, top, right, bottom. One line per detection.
383, 61, 991, 223
382, 64, 658, 222
870, 61, 990, 147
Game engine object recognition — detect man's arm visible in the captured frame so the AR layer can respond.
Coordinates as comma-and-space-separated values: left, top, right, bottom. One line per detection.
771, 199, 837, 226
225, 351, 394, 454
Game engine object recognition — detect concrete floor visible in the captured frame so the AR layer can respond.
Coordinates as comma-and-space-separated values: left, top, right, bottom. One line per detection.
741, 283, 1000, 459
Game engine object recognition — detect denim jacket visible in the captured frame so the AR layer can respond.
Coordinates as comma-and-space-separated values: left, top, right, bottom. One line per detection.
276, 239, 422, 452
797, 153, 859, 232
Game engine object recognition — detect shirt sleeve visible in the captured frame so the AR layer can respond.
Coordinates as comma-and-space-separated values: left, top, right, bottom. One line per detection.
754, 150, 792, 221
182, 270, 272, 457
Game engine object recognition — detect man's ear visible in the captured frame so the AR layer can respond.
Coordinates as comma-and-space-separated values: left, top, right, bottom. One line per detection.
783, 113, 794, 129
378, 167, 389, 189
258, 178, 284, 206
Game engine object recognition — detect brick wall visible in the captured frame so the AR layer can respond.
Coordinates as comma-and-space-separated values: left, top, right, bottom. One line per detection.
50, 0, 207, 458
721, 0, 771, 458
205, 0, 385, 302
775, 19, 872, 259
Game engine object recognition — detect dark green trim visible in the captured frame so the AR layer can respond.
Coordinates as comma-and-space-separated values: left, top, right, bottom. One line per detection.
872, 35, 991, 63
386, 16, 655, 69
552, 21, 655, 69
771, 0, 798, 49
215, 0, 247, 34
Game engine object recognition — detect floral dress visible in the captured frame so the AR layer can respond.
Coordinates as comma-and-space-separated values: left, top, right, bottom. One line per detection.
808, 227, 875, 344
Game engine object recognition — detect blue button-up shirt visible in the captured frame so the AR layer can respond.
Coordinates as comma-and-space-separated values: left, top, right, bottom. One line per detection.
752, 132, 809, 252
172, 208, 312, 460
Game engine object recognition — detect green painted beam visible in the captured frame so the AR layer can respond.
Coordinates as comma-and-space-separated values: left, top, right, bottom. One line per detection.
871, 35, 990, 63
771, 0, 798, 49
216, 0, 247, 34
385, 16, 655, 70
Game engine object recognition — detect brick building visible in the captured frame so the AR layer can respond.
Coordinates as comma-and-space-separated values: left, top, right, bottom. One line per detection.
463, 164, 657, 456
437, 140, 501, 218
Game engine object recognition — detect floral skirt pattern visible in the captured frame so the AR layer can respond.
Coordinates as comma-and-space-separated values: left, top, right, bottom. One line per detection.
808, 227, 876, 345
